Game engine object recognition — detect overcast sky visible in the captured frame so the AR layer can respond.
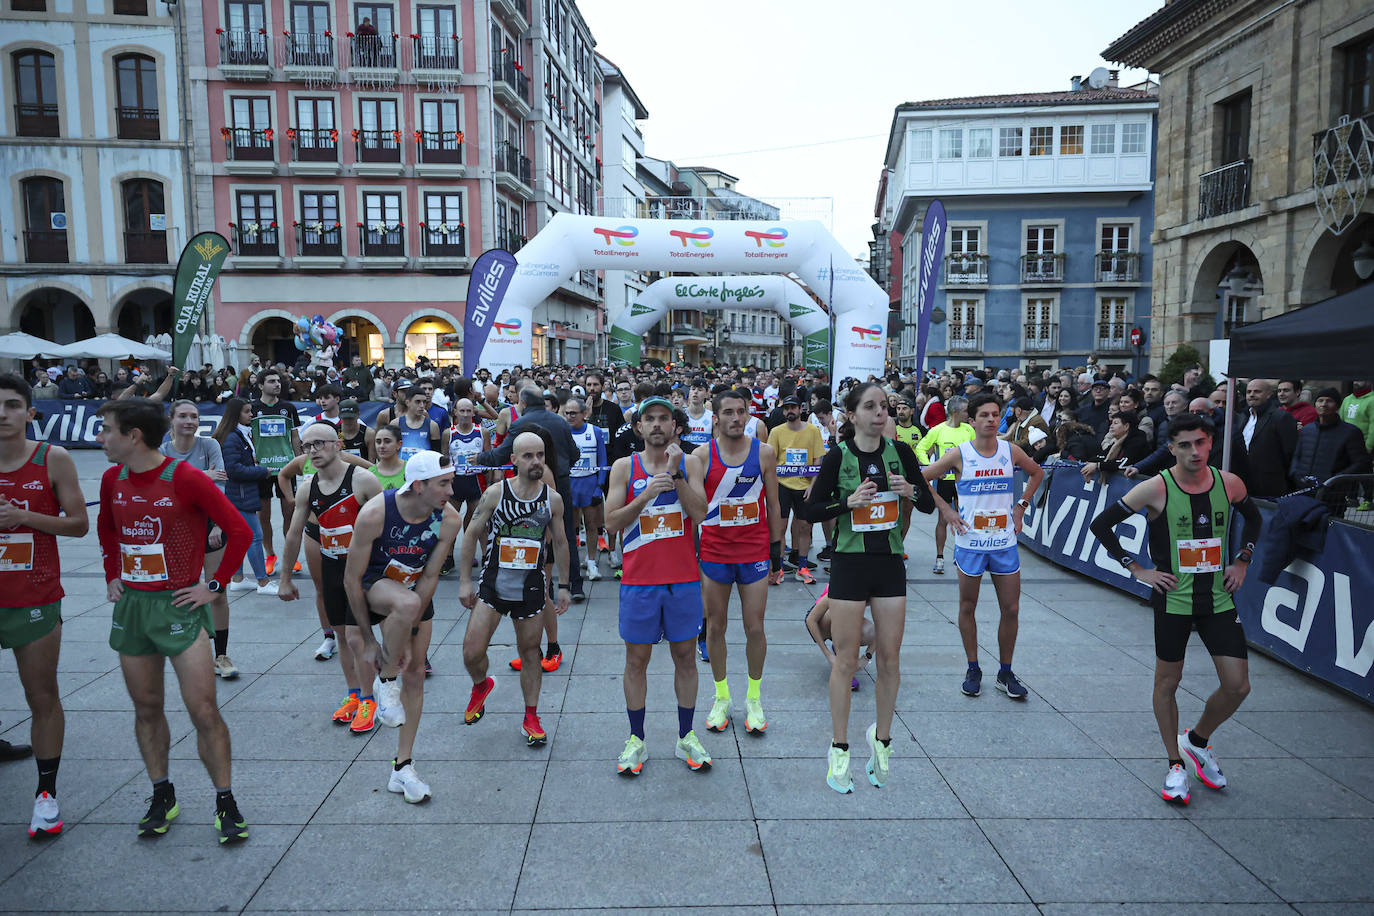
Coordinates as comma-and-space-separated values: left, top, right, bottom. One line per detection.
577, 0, 1160, 257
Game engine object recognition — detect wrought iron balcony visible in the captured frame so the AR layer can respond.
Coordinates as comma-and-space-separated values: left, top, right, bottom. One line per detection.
420, 225, 466, 257
945, 253, 988, 285
1198, 159, 1251, 219
1020, 253, 1064, 284
492, 59, 530, 107
218, 30, 271, 76
1023, 324, 1058, 352
284, 32, 334, 71
359, 224, 404, 257
411, 35, 459, 71
417, 129, 462, 164
1096, 323, 1131, 351
23, 229, 68, 264
495, 145, 532, 192
14, 103, 58, 138
348, 33, 397, 69
1095, 251, 1141, 283
232, 224, 279, 257
295, 223, 342, 257
948, 324, 982, 352
225, 126, 274, 160
290, 126, 338, 161
124, 230, 167, 264
355, 129, 401, 162
1313, 113, 1374, 234
116, 106, 159, 140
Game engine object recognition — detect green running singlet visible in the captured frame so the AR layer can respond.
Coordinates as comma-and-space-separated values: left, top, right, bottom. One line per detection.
1147, 467, 1235, 617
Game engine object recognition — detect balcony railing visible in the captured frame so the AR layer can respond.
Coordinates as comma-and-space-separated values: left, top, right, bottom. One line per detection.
1096, 251, 1141, 283
1020, 253, 1064, 284
500, 231, 526, 253
1198, 159, 1251, 220
411, 34, 459, 70
218, 30, 271, 68
225, 126, 274, 160
113, 0, 147, 14
492, 0, 529, 23
296, 223, 343, 256
348, 33, 397, 69
23, 229, 68, 264
1097, 324, 1131, 351
492, 59, 530, 104
116, 106, 159, 140
14, 103, 59, 138
1313, 113, 1374, 234
945, 253, 988, 285
232, 224, 279, 257
417, 130, 462, 164
420, 225, 465, 257
355, 129, 401, 162
11, 0, 46, 10
125, 230, 167, 264
495, 145, 532, 185
359, 224, 404, 257
948, 324, 982, 352
285, 32, 334, 69
1023, 324, 1058, 352
290, 126, 338, 161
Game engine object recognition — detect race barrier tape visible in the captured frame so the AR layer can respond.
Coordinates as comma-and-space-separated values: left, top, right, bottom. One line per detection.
1017, 465, 1374, 704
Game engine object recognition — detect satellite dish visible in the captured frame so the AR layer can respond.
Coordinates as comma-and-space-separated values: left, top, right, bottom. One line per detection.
1087, 67, 1110, 90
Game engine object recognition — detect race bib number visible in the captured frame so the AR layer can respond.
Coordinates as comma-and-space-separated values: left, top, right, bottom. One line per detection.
257, 416, 287, 438
498, 536, 541, 570
850, 491, 899, 532
972, 510, 1009, 532
120, 543, 169, 583
573, 455, 595, 474
399, 446, 420, 462
784, 447, 809, 466
319, 524, 353, 559
717, 495, 761, 527
344, 447, 362, 458
638, 504, 685, 541
1177, 538, 1223, 574
0, 532, 34, 572
383, 558, 424, 588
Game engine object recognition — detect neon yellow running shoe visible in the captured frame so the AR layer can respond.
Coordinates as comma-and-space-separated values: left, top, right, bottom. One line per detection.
705, 696, 731, 732
617, 735, 647, 776
674, 731, 713, 771
744, 697, 767, 734
865, 722, 891, 787
827, 745, 853, 794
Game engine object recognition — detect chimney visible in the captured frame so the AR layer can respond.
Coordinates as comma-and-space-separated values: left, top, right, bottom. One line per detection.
1107, 69, 1119, 88
1070, 75, 1082, 91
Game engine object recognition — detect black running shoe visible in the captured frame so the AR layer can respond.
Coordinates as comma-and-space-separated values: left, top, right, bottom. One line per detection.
817, 544, 834, 562
138, 792, 179, 838
571, 587, 586, 604
215, 796, 249, 845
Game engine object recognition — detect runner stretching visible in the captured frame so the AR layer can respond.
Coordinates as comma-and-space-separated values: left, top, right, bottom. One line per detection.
804, 586, 874, 693
1090, 412, 1260, 805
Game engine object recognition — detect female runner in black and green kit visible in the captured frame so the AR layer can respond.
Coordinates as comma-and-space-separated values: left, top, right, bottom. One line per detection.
804, 382, 933, 794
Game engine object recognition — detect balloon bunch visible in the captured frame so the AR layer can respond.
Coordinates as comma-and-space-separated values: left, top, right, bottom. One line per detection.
294, 314, 342, 352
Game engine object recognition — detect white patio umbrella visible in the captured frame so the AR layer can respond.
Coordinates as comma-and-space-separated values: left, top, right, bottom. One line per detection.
47, 333, 172, 361
0, 332, 65, 360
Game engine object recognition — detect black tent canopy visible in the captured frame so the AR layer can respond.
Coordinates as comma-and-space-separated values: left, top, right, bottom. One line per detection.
1229, 282, 1374, 378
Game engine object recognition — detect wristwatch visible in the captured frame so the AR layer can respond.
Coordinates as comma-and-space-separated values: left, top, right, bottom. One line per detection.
207, 580, 223, 594
1117, 556, 1135, 570
1016, 498, 1031, 510
671, 471, 684, 480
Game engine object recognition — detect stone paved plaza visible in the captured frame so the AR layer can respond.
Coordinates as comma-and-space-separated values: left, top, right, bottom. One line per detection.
1, 450, 1372, 913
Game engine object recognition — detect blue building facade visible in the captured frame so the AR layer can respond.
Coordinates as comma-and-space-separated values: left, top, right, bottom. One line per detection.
879, 82, 1159, 376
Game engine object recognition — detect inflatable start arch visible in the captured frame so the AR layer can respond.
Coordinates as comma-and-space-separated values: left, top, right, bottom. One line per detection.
467, 213, 888, 381
608, 274, 830, 370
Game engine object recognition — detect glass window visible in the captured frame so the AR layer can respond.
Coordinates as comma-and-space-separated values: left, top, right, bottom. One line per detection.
968, 128, 992, 158
1218, 91, 1251, 165
1101, 224, 1132, 253
1029, 126, 1053, 156
363, 191, 401, 227
1090, 123, 1115, 154
1121, 122, 1147, 154
938, 128, 962, 159
1341, 33, 1374, 118
998, 127, 1022, 157
910, 129, 932, 160
1025, 225, 1056, 255
22, 177, 64, 230
1059, 125, 1083, 155
115, 54, 157, 112
949, 227, 980, 254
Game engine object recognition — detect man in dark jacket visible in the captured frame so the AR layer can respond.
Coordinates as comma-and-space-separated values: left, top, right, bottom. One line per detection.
1237, 379, 1298, 499
1289, 387, 1371, 488
1075, 379, 1112, 439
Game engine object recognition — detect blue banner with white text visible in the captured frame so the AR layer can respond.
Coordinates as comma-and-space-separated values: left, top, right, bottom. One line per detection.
913, 199, 946, 374
29, 400, 392, 447
463, 247, 519, 376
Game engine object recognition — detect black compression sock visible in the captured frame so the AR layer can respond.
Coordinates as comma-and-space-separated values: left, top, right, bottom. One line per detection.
36, 756, 59, 797
1169, 758, 1185, 768
380, 675, 397, 683
545, 642, 560, 658
214, 628, 229, 657
832, 742, 849, 752
878, 738, 891, 748
394, 758, 411, 771
152, 778, 174, 800
215, 788, 233, 808
1189, 730, 1209, 748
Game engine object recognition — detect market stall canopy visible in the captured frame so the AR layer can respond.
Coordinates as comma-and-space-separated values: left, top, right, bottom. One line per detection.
1229, 282, 1374, 379
47, 333, 172, 361
0, 332, 64, 360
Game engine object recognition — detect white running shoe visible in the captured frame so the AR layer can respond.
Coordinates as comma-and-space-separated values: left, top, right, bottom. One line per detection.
932, 557, 945, 575
827, 745, 853, 794
213, 655, 239, 679
865, 723, 891, 788
1180, 730, 1227, 789
705, 696, 732, 732
256, 580, 280, 596
1161, 763, 1190, 805
744, 696, 767, 734
28, 791, 61, 838
314, 635, 337, 661
375, 676, 405, 727
228, 578, 256, 592
585, 557, 601, 581
387, 763, 431, 803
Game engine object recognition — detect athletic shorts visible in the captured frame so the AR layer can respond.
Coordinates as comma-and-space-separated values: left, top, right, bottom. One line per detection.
258, 476, 294, 501
361, 578, 435, 630
1153, 607, 1248, 664
319, 555, 356, 628
777, 485, 807, 520
619, 581, 702, 645
701, 559, 770, 586
828, 553, 906, 602
0, 601, 61, 650
953, 545, 1020, 577
110, 589, 211, 657
936, 479, 958, 504
452, 472, 482, 501
478, 581, 546, 621
569, 475, 604, 508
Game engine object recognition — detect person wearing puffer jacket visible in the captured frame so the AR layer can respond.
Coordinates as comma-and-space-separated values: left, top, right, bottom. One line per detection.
1289, 388, 1371, 492
212, 397, 279, 595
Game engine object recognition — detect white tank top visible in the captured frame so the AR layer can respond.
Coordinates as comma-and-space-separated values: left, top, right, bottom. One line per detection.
953, 439, 1015, 553
685, 409, 712, 446
570, 423, 599, 477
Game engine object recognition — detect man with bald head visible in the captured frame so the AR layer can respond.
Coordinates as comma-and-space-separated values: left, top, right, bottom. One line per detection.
1238, 379, 1297, 498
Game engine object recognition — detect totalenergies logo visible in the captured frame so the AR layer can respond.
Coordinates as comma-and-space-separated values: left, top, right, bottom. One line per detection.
669, 227, 713, 248
745, 228, 788, 248
593, 225, 638, 246
494, 318, 522, 336
852, 325, 882, 341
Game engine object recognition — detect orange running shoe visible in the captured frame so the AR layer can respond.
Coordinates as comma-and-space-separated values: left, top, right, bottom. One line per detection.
349, 698, 377, 733
596, 532, 609, 552
264, 554, 277, 576
332, 694, 360, 724
293, 560, 302, 573
795, 566, 816, 585
769, 569, 785, 586
465, 676, 496, 724
522, 713, 547, 747
508, 657, 523, 671
540, 651, 563, 672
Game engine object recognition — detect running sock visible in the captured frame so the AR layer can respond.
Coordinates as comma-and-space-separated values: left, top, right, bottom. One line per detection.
878, 738, 892, 748
35, 756, 59, 798
380, 675, 397, 684
1169, 758, 1185, 768
214, 787, 233, 809
393, 758, 411, 772
360, 694, 374, 703
1189, 730, 1209, 748
213, 628, 229, 657
545, 642, 560, 658
937, 553, 944, 558
348, 688, 360, 699
322, 628, 335, 638
627, 707, 646, 740
746, 677, 762, 701
967, 661, 980, 671
151, 778, 174, 800
999, 663, 1012, 675
714, 679, 730, 700
677, 705, 694, 739
832, 742, 849, 752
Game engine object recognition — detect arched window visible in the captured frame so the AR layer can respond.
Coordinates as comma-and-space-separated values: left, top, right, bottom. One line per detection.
122, 178, 167, 263
12, 51, 58, 137
114, 53, 158, 139
21, 177, 67, 263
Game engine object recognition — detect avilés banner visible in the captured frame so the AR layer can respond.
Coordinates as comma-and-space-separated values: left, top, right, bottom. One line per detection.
463, 247, 520, 374
172, 233, 231, 371
913, 200, 947, 374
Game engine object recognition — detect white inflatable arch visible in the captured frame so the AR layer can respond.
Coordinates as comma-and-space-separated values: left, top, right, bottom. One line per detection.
483, 213, 888, 381
609, 274, 830, 370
